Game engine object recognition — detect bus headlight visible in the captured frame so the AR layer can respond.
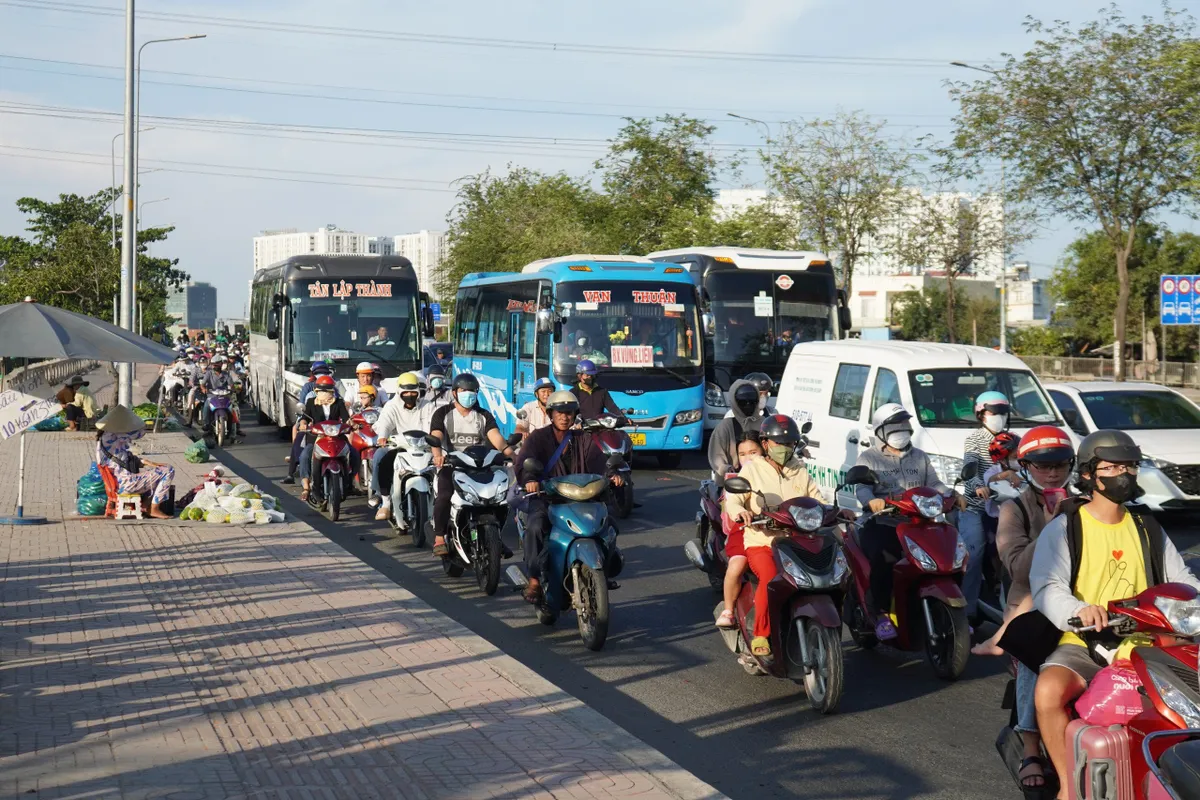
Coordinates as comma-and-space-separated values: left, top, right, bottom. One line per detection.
705, 382, 727, 408
674, 409, 702, 425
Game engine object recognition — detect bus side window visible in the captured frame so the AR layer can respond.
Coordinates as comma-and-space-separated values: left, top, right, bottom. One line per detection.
455, 288, 480, 355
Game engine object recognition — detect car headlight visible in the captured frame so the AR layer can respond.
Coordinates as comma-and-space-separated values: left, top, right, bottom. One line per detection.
1147, 665, 1200, 727
1154, 595, 1200, 636
928, 454, 964, 488
705, 382, 727, 408
914, 493, 943, 519
1141, 456, 1173, 470
780, 552, 813, 588
789, 504, 824, 532
905, 537, 939, 572
674, 409, 703, 425
953, 535, 969, 570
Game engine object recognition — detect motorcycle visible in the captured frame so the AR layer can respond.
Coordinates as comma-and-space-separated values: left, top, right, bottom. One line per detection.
388, 429, 437, 548
348, 409, 382, 495
590, 416, 633, 518
439, 440, 518, 595
688, 474, 849, 713
995, 583, 1200, 800
204, 388, 235, 448
162, 365, 190, 410
507, 454, 624, 651
839, 463, 975, 680
306, 417, 353, 521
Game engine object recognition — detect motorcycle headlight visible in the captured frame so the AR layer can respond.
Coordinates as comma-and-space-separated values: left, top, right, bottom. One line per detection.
454, 476, 481, 504
1154, 595, 1200, 637
905, 537, 939, 572
832, 548, 848, 583
404, 434, 427, 450
779, 551, 813, 588
953, 535, 969, 570
705, 382, 727, 408
789, 504, 824, 532
674, 409, 703, 425
1147, 665, 1200, 727
928, 454, 964, 488
914, 493, 943, 520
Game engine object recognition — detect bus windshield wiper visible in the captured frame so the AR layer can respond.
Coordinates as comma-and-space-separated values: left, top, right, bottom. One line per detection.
655, 365, 692, 386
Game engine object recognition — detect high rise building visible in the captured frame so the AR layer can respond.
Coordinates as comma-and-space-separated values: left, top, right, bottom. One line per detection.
252, 225, 393, 270
166, 281, 218, 331
394, 230, 448, 298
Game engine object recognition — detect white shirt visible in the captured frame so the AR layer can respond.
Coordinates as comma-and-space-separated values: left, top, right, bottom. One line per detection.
375, 397, 432, 440
519, 400, 551, 432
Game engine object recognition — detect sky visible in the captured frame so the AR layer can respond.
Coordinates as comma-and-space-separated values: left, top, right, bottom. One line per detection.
0, 0, 1184, 318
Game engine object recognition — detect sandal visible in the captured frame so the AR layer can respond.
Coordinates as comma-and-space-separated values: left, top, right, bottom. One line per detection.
433, 540, 449, 557
300, 489, 309, 502
750, 636, 771, 657
1018, 756, 1047, 790
523, 580, 542, 604
715, 610, 736, 629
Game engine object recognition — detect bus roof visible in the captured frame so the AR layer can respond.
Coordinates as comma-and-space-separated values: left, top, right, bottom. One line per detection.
646, 246, 832, 272
253, 254, 417, 283
459, 256, 695, 287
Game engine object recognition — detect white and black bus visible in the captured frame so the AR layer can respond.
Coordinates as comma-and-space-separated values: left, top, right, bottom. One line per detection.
248, 255, 435, 436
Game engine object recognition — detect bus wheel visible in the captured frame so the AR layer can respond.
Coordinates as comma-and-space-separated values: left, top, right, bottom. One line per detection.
657, 452, 682, 469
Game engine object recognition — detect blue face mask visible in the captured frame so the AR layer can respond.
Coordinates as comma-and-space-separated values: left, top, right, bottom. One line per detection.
430, 377, 445, 390
457, 390, 477, 408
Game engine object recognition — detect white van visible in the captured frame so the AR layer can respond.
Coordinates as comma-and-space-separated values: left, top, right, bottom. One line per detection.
775, 341, 1070, 505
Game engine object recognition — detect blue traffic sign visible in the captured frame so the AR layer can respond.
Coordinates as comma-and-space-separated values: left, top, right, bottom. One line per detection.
431, 302, 442, 322
1161, 275, 1200, 326
1162, 276, 1179, 325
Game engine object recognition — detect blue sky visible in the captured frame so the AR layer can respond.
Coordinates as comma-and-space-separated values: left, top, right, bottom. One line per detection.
0, 0, 1181, 317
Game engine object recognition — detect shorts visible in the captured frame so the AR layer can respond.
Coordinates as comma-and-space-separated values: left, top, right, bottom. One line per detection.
1040, 643, 1102, 682
721, 511, 746, 559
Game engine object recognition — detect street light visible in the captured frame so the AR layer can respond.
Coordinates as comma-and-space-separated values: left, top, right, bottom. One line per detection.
728, 112, 773, 197
138, 197, 169, 228
110, 126, 155, 249
951, 60, 1009, 352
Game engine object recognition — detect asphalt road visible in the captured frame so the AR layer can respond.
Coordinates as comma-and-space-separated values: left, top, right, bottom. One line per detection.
209, 416, 1170, 800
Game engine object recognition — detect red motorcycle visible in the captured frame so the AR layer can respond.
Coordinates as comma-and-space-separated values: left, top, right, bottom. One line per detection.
839, 463, 973, 680
348, 408, 382, 496
307, 417, 353, 522
705, 476, 850, 714
586, 416, 633, 519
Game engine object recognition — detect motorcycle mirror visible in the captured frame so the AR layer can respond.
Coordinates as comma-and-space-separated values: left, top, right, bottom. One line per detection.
843, 465, 878, 486
521, 458, 544, 479
515, 409, 528, 420
723, 476, 753, 495
424, 435, 440, 449
801, 420, 813, 434
959, 462, 978, 482
506, 432, 522, 447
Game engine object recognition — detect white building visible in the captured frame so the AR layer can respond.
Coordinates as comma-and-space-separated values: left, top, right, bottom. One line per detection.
850, 269, 1048, 332
394, 230, 448, 298
252, 225, 391, 270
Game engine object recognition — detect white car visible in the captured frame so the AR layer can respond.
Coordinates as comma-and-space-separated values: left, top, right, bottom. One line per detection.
1044, 381, 1200, 512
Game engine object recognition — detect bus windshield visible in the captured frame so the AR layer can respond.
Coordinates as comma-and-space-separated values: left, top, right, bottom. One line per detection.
707, 270, 836, 369
286, 279, 419, 373
554, 281, 702, 383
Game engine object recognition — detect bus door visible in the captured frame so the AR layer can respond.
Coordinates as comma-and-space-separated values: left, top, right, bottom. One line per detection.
510, 311, 536, 412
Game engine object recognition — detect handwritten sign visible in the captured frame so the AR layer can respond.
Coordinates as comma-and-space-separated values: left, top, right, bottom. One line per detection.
631, 290, 676, 304
582, 290, 611, 303
610, 345, 654, 368
308, 280, 393, 299
0, 389, 61, 440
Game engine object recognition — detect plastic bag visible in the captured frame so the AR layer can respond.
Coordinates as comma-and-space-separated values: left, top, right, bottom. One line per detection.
230, 483, 256, 497
34, 412, 67, 432
1075, 660, 1143, 726
184, 440, 209, 464
77, 495, 107, 516
75, 463, 107, 516
218, 496, 250, 512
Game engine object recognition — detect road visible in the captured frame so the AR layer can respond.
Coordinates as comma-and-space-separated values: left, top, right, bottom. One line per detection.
214, 418, 1035, 800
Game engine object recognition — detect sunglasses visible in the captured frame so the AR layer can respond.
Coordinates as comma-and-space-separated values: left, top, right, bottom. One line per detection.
981, 404, 1011, 415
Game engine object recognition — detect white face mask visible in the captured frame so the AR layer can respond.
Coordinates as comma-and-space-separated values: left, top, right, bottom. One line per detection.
983, 414, 1008, 434
886, 431, 912, 450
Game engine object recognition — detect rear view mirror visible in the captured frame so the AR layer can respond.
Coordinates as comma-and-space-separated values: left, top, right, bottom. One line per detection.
267, 308, 279, 340
521, 458, 544, 480
515, 409, 528, 421
843, 465, 877, 486
801, 420, 812, 434
838, 306, 853, 333
506, 432, 522, 447
702, 312, 715, 337
553, 320, 562, 343
959, 462, 978, 482
536, 309, 555, 334
724, 476, 752, 495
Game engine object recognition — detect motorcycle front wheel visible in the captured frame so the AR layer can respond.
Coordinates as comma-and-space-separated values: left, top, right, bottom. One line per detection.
407, 490, 427, 548
924, 599, 970, 681
800, 621, 844, 715
575, 564, 610, 651
475, 522, 502, 595
615, 481, 633, 519
215, 416, 227, 448
326, 473, 342, 522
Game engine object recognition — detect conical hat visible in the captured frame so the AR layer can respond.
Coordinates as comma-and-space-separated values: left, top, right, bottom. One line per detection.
95, 404, 145, 434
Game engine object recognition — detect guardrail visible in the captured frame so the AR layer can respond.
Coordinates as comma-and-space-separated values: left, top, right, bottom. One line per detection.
1019, 355, 1200, 388
1, 359, 103, 397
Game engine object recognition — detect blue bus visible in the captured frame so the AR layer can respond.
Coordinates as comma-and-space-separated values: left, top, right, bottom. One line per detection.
452, 255, 705, 466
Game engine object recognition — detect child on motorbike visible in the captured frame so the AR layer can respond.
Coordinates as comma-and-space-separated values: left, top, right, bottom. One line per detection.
715, 431, 763, 629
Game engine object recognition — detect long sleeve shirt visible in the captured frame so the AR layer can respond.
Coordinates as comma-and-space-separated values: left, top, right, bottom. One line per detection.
854, 443, 949, 508
515, 426, 607, 480
995, 489, 1050, 610
962, 427, 997, 513
724, 456, 824, 549
374, 398, 433, 440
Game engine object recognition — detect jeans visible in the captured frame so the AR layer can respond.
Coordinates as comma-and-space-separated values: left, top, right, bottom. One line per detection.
432, 466, 456, 537
373, 448, 397, 497
861, 519, 901, 616
958, 510, 987, 617
1015, 661, 1038, 733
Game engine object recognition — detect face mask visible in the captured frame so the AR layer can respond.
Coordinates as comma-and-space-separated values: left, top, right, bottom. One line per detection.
984, 414, 1008, 434
757, 394, 769, 412
457, 390, 477, 409
1042, 487, 1068, 515
767, 444, 791, 466
579, 376, 594, 387
739, 450, 760, 463
402, 394, 417, 409
1095, 472, 1140, 505
430, 377, 445, 390
886, 431, 912, 451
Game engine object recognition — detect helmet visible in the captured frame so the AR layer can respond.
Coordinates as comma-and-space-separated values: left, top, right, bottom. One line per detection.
974, 390, 1011, 416
733, 383, 759, 417
871, 403, 912, 436
315, 375, 336, 390
397, 372, 422, 393
576, 359, 598, 376
533, 377, 554, 392
452, 373, 480, 393
358, 384, 377, 398
356, 361, 373, 375
212, 354, 226, 364
758, 414, 800, 446
1017, 425, 1075, 465
427, 364, 446, 377
744, 372, 774, 395
370, 362, 383, 376
546, 390, 579, 415
989, 431, 1021, 463
1078, 429, 1141, 469
310, 360, 330, 376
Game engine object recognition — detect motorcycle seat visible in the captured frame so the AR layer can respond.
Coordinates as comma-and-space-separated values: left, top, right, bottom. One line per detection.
1162, 740, 1200, 800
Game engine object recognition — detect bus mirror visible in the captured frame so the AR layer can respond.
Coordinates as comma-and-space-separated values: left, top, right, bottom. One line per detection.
838, 306, 853, 334
702, 312, 715, 337
536, 309, 555, 334
267, 308, 280, 340
553, 320, 562, 343
423, 305, 435, 338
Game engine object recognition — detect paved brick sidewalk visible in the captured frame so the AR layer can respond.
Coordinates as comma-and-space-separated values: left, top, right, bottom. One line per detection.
0, 431, 723, 800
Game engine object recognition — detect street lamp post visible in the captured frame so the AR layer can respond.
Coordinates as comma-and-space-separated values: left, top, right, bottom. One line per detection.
117, 0, 136, 406
110, 127, 155, 249
727, 112, 773, 190
951, 60, 1009, 352
138, 197, 169, 229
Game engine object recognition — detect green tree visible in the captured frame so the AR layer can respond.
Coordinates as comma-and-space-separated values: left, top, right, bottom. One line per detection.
1010, 326, 1069, 356
950, 5, 1200, 379
657, 200, 805, 251
893, 285, 999, 344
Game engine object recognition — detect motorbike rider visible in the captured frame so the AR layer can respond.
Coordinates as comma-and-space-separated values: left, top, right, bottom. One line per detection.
351, 384, 379, 415
354, 362, 387, 408
516, 377, 555, 436
708, 378, 767, 488
184, 353, 210, 422
743, 372, 775, 415
284, 361, 336, 484
429, 373, 515, 558
715, 431, 764, 629
725, 415, 826, 659
855, 402, 965, 641
571, 360, 626, 423
514, 390, 623, 604
370, 372, 433, 522
369, 363, 390, 405
960, 390, 1014, 622
425, 365, 453, 412
197, 355, 243, 438
298, 375, 353, 505
1030, 430, 1200, 795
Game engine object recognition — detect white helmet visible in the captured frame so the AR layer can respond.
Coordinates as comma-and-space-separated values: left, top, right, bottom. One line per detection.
871, 402, 912, 439
355, 361, 373, 375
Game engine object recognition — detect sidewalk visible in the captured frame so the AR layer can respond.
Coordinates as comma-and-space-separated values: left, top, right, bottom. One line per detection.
0, 430, 723, 799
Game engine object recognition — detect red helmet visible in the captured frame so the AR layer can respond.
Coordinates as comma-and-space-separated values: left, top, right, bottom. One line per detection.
988, 431, 1020, 463
315, 375, 336, 389
1016, 425, 1075, 465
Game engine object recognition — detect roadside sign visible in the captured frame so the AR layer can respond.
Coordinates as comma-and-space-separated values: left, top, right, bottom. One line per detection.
1162, 275, 1200, 326
0, 390, 61, 440
1162, 276, 1178, 325
1179, 277, 1194, 325
431, 302, 442, 322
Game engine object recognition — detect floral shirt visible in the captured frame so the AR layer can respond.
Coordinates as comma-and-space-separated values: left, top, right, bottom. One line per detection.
96, 431, 141, 473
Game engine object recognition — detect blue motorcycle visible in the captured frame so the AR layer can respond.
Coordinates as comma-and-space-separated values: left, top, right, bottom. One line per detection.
509, 465, 624, 651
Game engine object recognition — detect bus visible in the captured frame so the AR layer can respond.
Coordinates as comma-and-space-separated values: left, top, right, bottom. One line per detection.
452, 255, 705, 466
248, 255, 435, 435
645, 246, 852, 430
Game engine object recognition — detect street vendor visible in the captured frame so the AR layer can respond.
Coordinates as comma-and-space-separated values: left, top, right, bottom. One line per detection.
56, 374, 96, 431
95, 405, 175, 519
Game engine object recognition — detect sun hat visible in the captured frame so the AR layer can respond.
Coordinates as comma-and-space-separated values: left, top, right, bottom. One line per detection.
65, 374, 89, 388
95, 404, 145, 434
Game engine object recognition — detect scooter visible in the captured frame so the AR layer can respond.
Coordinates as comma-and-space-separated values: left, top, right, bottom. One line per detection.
348, 408, 382, 495
590, 416, 633, 518
306, 417, 353, 521
204, 388, 235, 448
692, 474, 850, 713
507, 454, 624, 651
387, 429, 437, 548
440, 441, 516, 595
163, 365, 190, 410
1144, 729, 1200, 800
839, 463, 975, 680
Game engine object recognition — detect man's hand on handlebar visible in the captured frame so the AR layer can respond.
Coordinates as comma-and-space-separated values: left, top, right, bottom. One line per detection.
734, 508, 754, 526
975, 486, 990, 499
1075, 604, 1109, 632
524, 480, 540, 494
432, 449, 445, 468
955, 492, 968, 511
868, 498, 887, 513
610, 474, 624, 488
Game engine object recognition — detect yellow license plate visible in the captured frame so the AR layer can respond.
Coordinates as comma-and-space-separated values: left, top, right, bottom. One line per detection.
629, 432, 646, 447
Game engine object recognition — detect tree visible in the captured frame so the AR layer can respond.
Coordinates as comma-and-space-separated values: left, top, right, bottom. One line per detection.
656, 200, 805, 251
894, 285, 999, 344
1010, 326, 1069, 356
950, 5, 1200, 379
595, 115, 723, 254
762, 110, 919, 292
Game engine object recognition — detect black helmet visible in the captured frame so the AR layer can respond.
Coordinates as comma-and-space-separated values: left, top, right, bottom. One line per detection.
1078, 429, 1141, 470
452, 373, 480, 393
745, 372, 774, 395
426, 364, 447, 377
732, 383, 759, 417
758, 414, 800, 446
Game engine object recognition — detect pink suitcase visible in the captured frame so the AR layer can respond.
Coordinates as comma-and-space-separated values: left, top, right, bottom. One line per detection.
1065, 719, 1134, 800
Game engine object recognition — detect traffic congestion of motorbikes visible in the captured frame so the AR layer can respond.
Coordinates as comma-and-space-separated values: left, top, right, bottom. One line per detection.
163, 328, 1200, 800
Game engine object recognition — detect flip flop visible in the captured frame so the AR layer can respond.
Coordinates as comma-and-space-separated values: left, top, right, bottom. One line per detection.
433, 541, 449, 557
750, 636, 771, 657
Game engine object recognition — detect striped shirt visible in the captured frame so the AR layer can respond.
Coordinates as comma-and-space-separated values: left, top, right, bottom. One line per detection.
962, 427, 997, 513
